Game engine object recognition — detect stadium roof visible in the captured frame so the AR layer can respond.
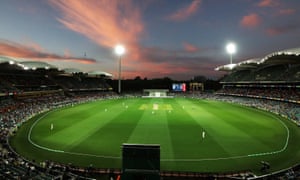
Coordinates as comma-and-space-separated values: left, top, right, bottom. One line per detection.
0, 56, 58, 70
215, 58, 260, 71
62, 68, 83, 74
215, 47, 300, 72
261, 47, 300, 64
61, 69, 112, 78
88, 71, 113, 77
18, 61, 58, 70
0, 56, 18, 64
0, 56, 112, 77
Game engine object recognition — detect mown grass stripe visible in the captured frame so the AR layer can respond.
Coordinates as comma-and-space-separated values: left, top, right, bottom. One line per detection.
15, 97, 295, 174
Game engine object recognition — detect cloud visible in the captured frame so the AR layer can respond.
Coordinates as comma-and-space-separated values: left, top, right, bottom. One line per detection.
266, 24, 300, 36
0, 39, 96, 64
49, 0, 143, 49
183, 42, 200, 53
49, 0, 221, 80
166, 0, 202, 21
257, 0, 279, 7
278, 8, 296, 15
127, 46, 222, 79
115, 43, 222, 79
50, 0, 147, 76
240, 13, 261, 28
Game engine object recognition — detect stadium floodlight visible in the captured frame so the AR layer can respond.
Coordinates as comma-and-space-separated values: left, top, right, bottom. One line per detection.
115, 44, 125, 56
226, 42, 236, 64
114, 44, 125, 94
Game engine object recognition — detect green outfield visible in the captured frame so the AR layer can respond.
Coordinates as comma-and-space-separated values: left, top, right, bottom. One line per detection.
10, 98, 300, 174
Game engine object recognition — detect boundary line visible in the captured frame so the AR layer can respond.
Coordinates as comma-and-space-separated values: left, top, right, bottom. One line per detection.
28, 111, 65, 153
27, 103, 290, 162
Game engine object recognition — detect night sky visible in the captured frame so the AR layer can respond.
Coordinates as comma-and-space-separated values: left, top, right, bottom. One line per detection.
0, 0, 299, 80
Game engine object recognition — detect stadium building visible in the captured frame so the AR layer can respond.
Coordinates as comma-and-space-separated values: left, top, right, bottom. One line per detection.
216, 47, 300, 104
1, 48, 300, 180
0, 56, 113, 97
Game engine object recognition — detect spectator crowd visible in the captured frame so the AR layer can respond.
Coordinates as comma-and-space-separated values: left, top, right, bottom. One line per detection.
0, 90, 300, 179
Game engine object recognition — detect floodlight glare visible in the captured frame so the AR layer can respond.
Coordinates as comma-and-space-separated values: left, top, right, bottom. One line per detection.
226, 42, 236, 64
226, 43, 236, 54
114, 44, 125, 56
114, 44, 126, 94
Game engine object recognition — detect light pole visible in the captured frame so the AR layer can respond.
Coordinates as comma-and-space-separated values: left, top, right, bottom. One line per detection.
114, 44, 125, 94
226, 42, 236, 64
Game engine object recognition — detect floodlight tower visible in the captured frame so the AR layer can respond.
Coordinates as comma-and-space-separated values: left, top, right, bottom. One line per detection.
114, 44, 125, 94
226, 42, 236, 64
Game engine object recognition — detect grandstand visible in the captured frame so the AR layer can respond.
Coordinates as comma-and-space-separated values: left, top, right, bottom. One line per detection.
216, 47, 300, 83
216, 47, 300, 102
1, 50, 300, 179
216, 47, 300, 125
0, 56, 112, 96
214, 47, 300, 179
0, 56, 116, 179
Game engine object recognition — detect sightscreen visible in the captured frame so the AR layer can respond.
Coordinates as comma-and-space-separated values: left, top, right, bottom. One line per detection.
122, 143, 160, 180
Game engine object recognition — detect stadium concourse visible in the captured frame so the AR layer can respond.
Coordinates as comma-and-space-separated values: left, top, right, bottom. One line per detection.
1, 47, 300, 180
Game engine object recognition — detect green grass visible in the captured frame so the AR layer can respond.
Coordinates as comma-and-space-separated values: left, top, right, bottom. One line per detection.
10, 98, 300, 175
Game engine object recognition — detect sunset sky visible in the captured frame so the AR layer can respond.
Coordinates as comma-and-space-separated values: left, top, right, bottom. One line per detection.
0, 0, 300, 80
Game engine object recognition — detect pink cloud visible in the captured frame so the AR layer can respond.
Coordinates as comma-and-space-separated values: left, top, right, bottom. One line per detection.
121, 46, 221, 79
278, 8, 296, 15
123, 61, 192, 79
183, 42, 199, 53
49, 0, 219, 79
0, 39, 96, 64
266, 24, 300, 36
240, 13, 261, 28
166, 0, 202, 21
64, 49, 71, 58
23, 40, 45, 53
266, 28, 280, 36
49, 0, 146, 77
257, 0, 279, 7
49, 0, 143, 49
50, 0, 181, 79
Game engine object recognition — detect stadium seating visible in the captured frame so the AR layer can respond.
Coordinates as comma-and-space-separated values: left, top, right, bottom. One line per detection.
0, 61, 117, 178
221, 64, 291, 82
214, 49, 300, 179
52, 74, 110, 91
1, 90, 300, 179
221, 70, 251, 82
0, 69, 112, 95
0, 93, 119, 179
286, 64, 300, 81
1, 58, 300, 179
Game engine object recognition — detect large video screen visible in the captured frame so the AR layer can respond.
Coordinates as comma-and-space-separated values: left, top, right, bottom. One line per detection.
172, 83, 186, 92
